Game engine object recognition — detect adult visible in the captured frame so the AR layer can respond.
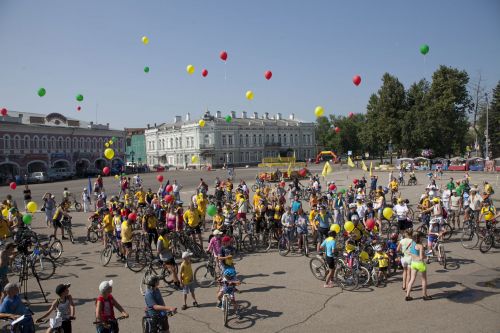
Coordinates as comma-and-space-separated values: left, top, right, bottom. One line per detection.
405, 232, 431, 301
52, 203, 70, 240
0, 283, 35, 333
397, 230, 413, 291
0, 243, 16, 297
82, 188, 92, 213
449, 190, 462, 229
393, 199, 410, 231
183, 204, 203, 247
446, 178, 456, 191
466, 187, 482, 222
144, 275, 177, 333
314, 206, 333, 252
95, 280, 128, 333
42, 193, 56, 227
172, 180, 182, 201
22, 185, 32, 213
157, 229, 180, 289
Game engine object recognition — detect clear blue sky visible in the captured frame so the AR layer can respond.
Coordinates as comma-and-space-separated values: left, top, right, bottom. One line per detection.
1, 0, 499, 129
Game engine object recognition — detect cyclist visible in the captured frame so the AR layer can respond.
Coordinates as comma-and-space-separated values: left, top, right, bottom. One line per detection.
0, 282, 35, 333
319, 230, 337, 288
478, 199, 497, 228
52, 203, 70, 240
216, 267, 242, 319
183, 204, 203, 248
157, 228, 180, 289
219, 236, 235, 271
95, 280, 129, 333
314, 206, 333, 253
144, 275, 177, 333
36, 283, 75, 333
281, 206, 295, 250
102, 209, 115, 247
448, 190, 462, 229
133, 174, 142, 188
296, 208, 308, 252
142, 208, 159, 248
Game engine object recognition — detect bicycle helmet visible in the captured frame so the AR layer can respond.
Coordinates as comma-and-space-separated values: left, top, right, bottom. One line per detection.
428, 191, 435, 198
223, 267, 236, 278
360, 251, 370, 262
374, 244, 383, 252
383, 187, 389, 194
390, 233, 398, 241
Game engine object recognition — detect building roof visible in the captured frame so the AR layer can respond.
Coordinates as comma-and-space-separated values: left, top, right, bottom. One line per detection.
0, 110, 120, 131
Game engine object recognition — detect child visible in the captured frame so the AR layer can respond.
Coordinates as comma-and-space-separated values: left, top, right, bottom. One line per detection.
372, 245, 389, 286
319, 230, 337, 288
216, 267, 242, 319
36, 283, 75, 333
219, 236, 236, 271
180, 252, 198, 310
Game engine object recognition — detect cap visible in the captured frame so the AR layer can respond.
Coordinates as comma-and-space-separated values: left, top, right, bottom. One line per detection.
98, 280, 113, 293
212, 230, 223, 236
55, 283, 71, 296
182, 251, 193, 259
222, 235, 232, 243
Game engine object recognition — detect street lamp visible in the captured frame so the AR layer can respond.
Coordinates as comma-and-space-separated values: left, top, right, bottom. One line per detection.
485, 93, 490, 160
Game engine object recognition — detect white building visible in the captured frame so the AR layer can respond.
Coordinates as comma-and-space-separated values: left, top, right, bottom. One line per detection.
145, 110, 316, 168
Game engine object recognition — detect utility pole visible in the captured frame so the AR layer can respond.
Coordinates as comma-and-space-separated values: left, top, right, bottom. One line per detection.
485, 93, 490, 160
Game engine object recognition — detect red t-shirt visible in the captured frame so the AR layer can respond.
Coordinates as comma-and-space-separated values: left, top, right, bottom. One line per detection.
97, 294, 115, 321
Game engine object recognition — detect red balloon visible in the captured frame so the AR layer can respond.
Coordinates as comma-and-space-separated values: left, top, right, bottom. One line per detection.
264, 70, 272, 80
157, 175, 164, 183
220, 51, 228, 61
335, 127, 340, 133
1, 108, 7, 116
280, 181, 286, 187
128, 212, 137, 221
103, 167, 110, 175
166, 185, 173, 192
353, 75, 361, 86
164, 194, 174, 203
9, 182, 16, 190
77, 106, 81, 111
202, 69, 208, 77
366, 218, 375, 230
353, 178, 359, 184
329, 184, 336, 191
298, 169, 307, 177
348, 112, 354, 118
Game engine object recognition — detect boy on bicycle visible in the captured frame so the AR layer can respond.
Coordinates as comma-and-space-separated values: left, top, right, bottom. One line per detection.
216, 267, 242, 319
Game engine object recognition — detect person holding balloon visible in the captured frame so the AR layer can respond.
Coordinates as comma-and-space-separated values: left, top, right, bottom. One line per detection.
314, 206, 333, 253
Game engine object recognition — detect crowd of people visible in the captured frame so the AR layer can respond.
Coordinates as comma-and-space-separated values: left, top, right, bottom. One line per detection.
0, 168, 497, 332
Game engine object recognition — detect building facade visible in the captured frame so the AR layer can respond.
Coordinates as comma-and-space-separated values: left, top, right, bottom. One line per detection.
125, 128, 146, 165
0, 111, 125, 181
145, 111, 316, 168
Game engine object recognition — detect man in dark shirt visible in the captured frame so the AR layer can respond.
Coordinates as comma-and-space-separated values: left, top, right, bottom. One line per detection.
23, 185, 32, 212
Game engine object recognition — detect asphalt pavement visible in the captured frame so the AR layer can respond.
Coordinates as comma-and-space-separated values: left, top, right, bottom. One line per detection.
2, 166, 500, 332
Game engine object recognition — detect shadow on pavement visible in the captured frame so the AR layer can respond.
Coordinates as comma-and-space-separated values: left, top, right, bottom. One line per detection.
226, 304, 283, 330
238, 273, 269, 281
427, 281, 499, 303
242, 285, 286, 293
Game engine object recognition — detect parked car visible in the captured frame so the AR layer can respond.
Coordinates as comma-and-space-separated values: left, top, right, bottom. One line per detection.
84, 167, 101, 177
48, 168, 74, 180
153, 164, 165, 172
28, 171, 49, 183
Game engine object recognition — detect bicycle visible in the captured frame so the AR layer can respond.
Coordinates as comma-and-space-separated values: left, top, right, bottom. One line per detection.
425, 236, 447, 268
37, 317, 75, 333
0, 313, 35, 333
34, 236, 63, 261
142, 309, 175, 333
417, 219, 453, 241
100, 235, 125, 266
61, 216, 75, 244
278, 226, 295, 256
478, 221, 500, 253
140, 259, 176, 296
407, 176, 417, 186
93, 316, 127, 333
460, 218, 482, 249
194, 252, 220, 288
335, 248, 370, 291
88, 218, 103, 243
370, 260, 387, 287
309, 254, 331, 281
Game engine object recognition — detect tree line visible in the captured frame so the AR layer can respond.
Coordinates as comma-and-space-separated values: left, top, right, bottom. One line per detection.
316, 65, 500, 160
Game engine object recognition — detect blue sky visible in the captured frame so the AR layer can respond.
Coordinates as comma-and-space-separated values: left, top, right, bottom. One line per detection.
1, 0, 499, 129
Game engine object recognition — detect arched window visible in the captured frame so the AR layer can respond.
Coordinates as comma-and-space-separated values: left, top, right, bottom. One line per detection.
41, 136, 48, 149
239, 135, 243, 145
58, 137, 64, 151
50, 137, 56, 150
266, 134, 269, 143
33, 136, 40, 149
65, 138, 71, 150
3, 135, 11, 149
92, 138, 97, 151
295, 134, 298, 144
175, 138, 178, 149
271, 134, 275, 143
86, 138, 91, 151
278, 134, 281, 143
245, 134, 249, 146
14, 135, 21, 149
253, 134, 256, 145
23, 135, 30, 150
259, 134, 262, 145
170, 138, 174, 148
79, 138, 84, 150
73, 138, 78, 150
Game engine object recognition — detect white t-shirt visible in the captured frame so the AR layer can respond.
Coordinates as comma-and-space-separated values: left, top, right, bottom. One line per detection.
469, 194, 482, 211
394, 204, 408, 219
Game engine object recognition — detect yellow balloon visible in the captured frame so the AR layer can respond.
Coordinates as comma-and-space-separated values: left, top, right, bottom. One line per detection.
314, 106, 324, 117
1, 208, 8, 217
26, 201, 38, 213
109, 140, 113, 145
114, 175, 119, 180
344, 221, 354, 232
186, 64, 195, 75
383, 207, 393, 220
142, 36, 149, 45
246, 90, 254, 100
104, 148, 115, 160
330, 224, 341, 233
199, 120, 206, 127
105, 143, 109, 148
191, 155, 198, 163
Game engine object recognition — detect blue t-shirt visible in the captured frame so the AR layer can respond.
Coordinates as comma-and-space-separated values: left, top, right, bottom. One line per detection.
291, 201, 302, 213
315, 213, 332, 229
0, 295, 29, 315
320, 237, 336, 257
145, 288, 165, 316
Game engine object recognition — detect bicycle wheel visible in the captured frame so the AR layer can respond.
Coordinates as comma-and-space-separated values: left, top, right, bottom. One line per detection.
460, 226, 479, 249
479, 234, 493, 253
74, 202, 82, 212
371, 269, 378, 287
100, 245, 113, 266
358, 266, 371, 287
251, 184, 258, 192
334, 264, 358, 291
194, 264, 216, 288
126, 249, 148, 272
189, 241, 206, 263
223, 294, 229, 326
32, 257, 56, 280
438, 244, 446, 268
67, 229, 75, 244
140, 269, 152, 296
49, 240, 63, 261
303, 234, 309, 257
416, 224, 428, 235
309, 258, 326, 280
278, 235, 290, 256
89, 230, 99, 243
242, 235, 256, 253
442, 223, 453, 241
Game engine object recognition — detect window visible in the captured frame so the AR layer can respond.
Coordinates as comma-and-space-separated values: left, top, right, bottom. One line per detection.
14, 135, 21, 149
266, 134, 269, 143
271, 134, 275, 143
42, 136, 48, 149
253, 134, 256, 145
4, 135, 11, 150
222, 135, 226, 146
245, 134, 249, 146
86, 138, 91, 151
303, 135, 306, 144
170, 138, 174, 149
92, 138, 97, 151
79, 138, 84, 150
50, 137, 56, 150
204, 135, 210, 145
228, 135, 233, 145
73, 138, 78, 150
295, 134, 298, 144
66, 138, 71, 150
283, 134, 287, 145
239, 135, 243, 145
278, 134, 281, 143
259, 134, 262, 145
290, 134, 293, 145
175, 138, 179, 148
33, 136, 40, 149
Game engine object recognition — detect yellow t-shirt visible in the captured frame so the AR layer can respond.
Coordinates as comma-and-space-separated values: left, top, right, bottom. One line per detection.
373, 252, 389, 268
124, 193, 132, 204
135, 191, 146, 204
143, 215, 157, 229
183, 210, 199, 228
121, 221, 132, 243
0, 220, 11, 238
158, 235, 170, 250
349, 228, 361, 241
481, 206, 496, 221
309, 210, 318, 226
274, 205, 283, 221
485, 184, 493, 195
180, 261, 193, 285
102, 214, 114, 233
253, 194, 262, 209
390, 181, 398, 190
196, 197, 207, 215
213, 214, 224, 230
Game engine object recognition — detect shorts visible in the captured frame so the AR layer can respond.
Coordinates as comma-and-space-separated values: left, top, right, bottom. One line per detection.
52, 220, 63, 229
161, 257, 176, 266
401, 256, 412, 267
411, 261, 427, 273
428, 235, 437, 243
379, 266, 388, 272
183, 282, 195, 294
237, 213, 246, 220
138, 202, 147, 207
187, 225, 202, 234
325, 256, 336, 269
318, 227, 329, 238
115, 231, 121, 239
123, 242, 132, 249
297, 226, 308, 235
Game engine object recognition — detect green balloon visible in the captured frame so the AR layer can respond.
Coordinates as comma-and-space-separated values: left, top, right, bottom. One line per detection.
420, 44, 429, 55
144, 66, 150, 73
207, 204, 217, 217
112, 136, 116, 141
76, 94, 84, 102
340, 188, 346, 194
22, 214, 32, 224
38, 88, 46, 97
225, 115, 232, 123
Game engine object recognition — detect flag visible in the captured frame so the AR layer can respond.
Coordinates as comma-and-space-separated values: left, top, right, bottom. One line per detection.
87, 176, 93, 194
287, 162, 292, 177
361, 160, 368, 172
369, 161, 373, 176
347, 156, 355, 168
322, 161, 332, 177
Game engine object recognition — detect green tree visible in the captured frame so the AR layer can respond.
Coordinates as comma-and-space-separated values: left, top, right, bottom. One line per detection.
402, 79, 430, 156
478, 81, 500, 158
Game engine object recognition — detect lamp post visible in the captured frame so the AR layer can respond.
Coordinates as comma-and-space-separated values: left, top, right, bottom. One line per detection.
485, 93, 490, 160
